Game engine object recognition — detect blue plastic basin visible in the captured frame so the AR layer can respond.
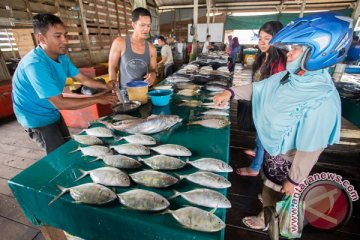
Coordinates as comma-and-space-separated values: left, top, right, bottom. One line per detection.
148, 89, 173, 106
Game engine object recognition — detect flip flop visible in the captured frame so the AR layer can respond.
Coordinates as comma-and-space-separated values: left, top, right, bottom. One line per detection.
244, 149, 256, 157
236, 167, 259, 177
242, 216, 266, 230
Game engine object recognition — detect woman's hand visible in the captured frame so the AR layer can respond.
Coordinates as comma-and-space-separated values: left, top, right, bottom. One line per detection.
281, 180, 295, 196
213, 90, 232, 107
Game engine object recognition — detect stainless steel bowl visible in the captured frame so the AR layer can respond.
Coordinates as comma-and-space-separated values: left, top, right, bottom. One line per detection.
112, 101, 141, 113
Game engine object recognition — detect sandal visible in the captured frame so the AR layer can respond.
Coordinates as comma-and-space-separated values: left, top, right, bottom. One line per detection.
242, 216, 266, 230
244, 149, 256, 157
236, 167, 259, 177
264, 207, 279, 240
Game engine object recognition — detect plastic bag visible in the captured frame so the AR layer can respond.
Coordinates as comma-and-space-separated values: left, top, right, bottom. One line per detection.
276, 195, 305, 239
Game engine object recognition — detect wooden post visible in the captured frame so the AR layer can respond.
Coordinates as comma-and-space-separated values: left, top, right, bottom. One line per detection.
123, 0, 128, 34
190, 0, 198, 61
352, 0, 360, 22
299, 0, 306, 17
94, 0, 104, 50
77, 0, 93, 64
206, 0, 210, 34
114, 0, 121, 35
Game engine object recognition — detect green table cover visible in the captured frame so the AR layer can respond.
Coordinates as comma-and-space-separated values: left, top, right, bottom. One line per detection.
8, 94, 230, 240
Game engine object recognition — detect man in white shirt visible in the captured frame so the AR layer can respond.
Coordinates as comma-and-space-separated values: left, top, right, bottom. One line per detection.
202, 34, 213, 54
157, 36, 174, 78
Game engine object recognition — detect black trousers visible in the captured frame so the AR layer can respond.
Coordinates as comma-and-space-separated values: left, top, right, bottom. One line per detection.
164, 64, 175, 78
25, 116, 70, 154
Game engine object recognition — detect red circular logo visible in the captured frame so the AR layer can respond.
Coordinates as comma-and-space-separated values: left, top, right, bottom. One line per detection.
302, 181, 351, 230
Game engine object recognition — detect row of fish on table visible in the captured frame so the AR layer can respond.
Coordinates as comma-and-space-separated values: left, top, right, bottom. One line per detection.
49, 57, 234, 232
153, 60, 232, 130
49, 115, 231, 232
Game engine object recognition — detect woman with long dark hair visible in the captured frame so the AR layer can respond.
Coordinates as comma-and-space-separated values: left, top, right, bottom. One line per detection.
237, 21, 288, 177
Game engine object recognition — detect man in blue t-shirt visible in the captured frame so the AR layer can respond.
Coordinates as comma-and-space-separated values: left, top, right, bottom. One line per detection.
12, 14, 118, 154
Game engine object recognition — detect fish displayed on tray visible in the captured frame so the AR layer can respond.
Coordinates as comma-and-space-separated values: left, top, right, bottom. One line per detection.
75, 167, 130, 187
118, 189, 169, 211
49, 183, 117, 205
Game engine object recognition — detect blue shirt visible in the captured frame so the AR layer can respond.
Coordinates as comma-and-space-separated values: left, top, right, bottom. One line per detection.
12, 46, 79, 128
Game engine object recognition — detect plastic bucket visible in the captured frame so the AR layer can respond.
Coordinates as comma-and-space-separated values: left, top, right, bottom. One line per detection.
148, 90, 173, 107
126, 81, 149, 104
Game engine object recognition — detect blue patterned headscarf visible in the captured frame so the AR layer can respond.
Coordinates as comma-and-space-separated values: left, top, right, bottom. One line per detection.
252, 67, 341, 156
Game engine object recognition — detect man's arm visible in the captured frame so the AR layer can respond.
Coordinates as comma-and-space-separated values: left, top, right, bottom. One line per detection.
73, 73, 117, 91
158, 56, 167, 65
108, 37, 125, 83
144, 43, 158, 85
48, 93, 118, 110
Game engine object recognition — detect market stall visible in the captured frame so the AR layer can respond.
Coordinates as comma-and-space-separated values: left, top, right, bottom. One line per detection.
8, 55, 232, 240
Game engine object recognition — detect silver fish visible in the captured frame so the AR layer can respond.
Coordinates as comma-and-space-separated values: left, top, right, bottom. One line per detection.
90, 155, 142, 169
166, 76, 191, 83
175, 82, 201, 90
138, 155, 186, 170
201, 110, 229, 116
130, 170, 178, 188
75, 167, 130, 187
84, 127, 113, 138
187, 158, 233, 172
169, 188, 231, 208
118, 134, 156, 145
49, 183, 117, 205
72, 135, 103, 145
111, 114, 138, 121
188, 119, 230, 129
124, 115, 182, 134
69, 145, 113, 158
165, 207, 225, 232
179, 100, 202, 108
154, 85, 173, 90
150, 144, 192, 157
97, 119, 145, 131
205, 105, 230, 110
176, 89, 199, 97
118, 189, 170, 211
111, 144, 150, 156
198, 115, 228, 121
177, 171, 231, 189
205, 85, 227, 92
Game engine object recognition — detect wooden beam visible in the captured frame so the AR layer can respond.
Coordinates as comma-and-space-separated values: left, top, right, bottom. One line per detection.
300, 0, 307, 17
77, 0, 93, 63
352, 0, 360, 21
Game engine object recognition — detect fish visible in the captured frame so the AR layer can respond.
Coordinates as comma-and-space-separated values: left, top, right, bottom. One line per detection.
166, 76, 191, 83
90, 155, 142, 169
83, 127, 113, 138
165, 207, 225, 232
72, 135, 103, 145
205, 105, 230, 110
69, 145, 113, 158
187, 158, 233, 172
207, 80, 228, 87
150, 144, 192, 157
97, 119, 145, 132
138, 155, 186, 170
111, 114, 139, 121
117, 134, 156, 145
179, 100, 202, 108
177, 171, 231, 189
75, 167, 130, 187
176, 89, 199, 97
168, 188, 231, 208
124, 115, 182, 134
154, 85, 173, 90
201, 110, 229, 116
48, 183, 117, 205
118, 189, 170, 211
111, 144, 150, 156
175, 83, 201, 90
129, 170, 178, 188
197, 115, 228, 121
205, 85, 226, 92
188, 119, 230, 129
